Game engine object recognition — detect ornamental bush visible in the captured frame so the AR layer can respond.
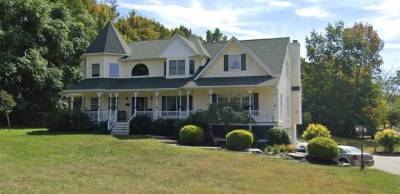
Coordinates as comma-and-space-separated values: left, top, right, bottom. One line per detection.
226, 129, 254, 151
301, 123, 331, 141
267, 127, 291, 145
129, 115, 152, 134
178, 125, 204, 145
375, 129, 400, 153
307, 137, 339, 160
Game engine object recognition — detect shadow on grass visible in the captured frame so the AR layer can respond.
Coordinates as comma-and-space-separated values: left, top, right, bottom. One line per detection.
26, 130, 108, 136
112, 135, 152, 140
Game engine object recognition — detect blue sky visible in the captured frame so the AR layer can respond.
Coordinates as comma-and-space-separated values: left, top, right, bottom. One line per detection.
117, 0, 400, 74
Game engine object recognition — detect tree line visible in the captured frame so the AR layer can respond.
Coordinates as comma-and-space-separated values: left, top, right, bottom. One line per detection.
0, 0, 227, 126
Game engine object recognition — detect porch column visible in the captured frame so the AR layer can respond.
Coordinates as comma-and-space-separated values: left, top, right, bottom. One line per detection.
97, 92, 102, 122
70, 96, 74, 111
154, 91, 159, 120
186, 90, 190, 117
114, 93, 119, 121
178, 91, 182, 111
273, 87, 278, 122
208, 89, 213, 105
108, 93, 112, 120
248, 89, 252, 113
134, 92, 138, 116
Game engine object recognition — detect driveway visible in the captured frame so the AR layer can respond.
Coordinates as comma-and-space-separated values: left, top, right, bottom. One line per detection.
372, 155, 400, 175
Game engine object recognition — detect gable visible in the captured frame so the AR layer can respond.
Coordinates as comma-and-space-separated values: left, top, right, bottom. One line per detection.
160, 36, 197, 58
199, 40, 270, 78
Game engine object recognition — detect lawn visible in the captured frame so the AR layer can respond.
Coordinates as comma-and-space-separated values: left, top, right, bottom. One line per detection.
333, 136, 400, 153
0, 129, 399, 194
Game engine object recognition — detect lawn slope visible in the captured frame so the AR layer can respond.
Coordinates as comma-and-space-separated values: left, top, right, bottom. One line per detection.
0, 129, 399, 194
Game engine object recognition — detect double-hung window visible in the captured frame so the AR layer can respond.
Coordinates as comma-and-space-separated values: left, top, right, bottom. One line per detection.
109, 63, 119, 77
229, 54, 241, 70
92, 63, 100, 77
90, 97, 99, 110
169, 60, 185, 76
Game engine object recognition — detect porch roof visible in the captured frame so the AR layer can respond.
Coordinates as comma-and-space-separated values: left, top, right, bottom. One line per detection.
65, 77, 191, 91
193, 75, 274, 86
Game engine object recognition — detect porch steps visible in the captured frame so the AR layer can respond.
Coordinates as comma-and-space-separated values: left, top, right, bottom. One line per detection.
111, 122, 129, 135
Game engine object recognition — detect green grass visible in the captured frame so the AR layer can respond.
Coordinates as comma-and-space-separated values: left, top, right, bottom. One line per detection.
0, 129, 399, 194
333, 136, 400, 153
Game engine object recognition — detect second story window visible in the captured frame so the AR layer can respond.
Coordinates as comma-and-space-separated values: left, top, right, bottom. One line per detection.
229, 55, 241, 70
92, 63, 100, 77
132, 64, 149, 76
189, 60, 195, 74
109, 63, 119, 77
169, 59, 185, 76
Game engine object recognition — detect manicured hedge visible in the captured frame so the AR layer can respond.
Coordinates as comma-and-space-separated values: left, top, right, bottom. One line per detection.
178, 125, 204, 145
47, 111, 93, 133
129, 115, 152, 134
267, 127, 290, 145
307, 137, 339, 160
226, 129, 254, 151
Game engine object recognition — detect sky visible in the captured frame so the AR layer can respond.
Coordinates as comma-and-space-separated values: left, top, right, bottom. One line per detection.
117, 0, 400, 74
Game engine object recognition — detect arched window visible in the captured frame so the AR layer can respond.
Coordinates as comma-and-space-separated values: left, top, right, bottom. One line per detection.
132, 64, 149, 76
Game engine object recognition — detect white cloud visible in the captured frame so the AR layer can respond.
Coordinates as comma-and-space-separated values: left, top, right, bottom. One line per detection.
119, 0, 269, 39
364, 0, 400, 41
295, 7, 330, 19
385, 43, 400, 49
253, 0, 293, 8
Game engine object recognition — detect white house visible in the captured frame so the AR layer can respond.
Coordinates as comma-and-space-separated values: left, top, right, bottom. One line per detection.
62, 22, 302, 141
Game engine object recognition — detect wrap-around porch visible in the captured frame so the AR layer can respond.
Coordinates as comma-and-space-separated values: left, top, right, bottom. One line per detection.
65, 87, 278, 126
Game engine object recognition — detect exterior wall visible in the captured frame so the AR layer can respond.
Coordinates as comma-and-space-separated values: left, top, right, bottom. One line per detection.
276, 47, 292, 128
201, 42, 269, 78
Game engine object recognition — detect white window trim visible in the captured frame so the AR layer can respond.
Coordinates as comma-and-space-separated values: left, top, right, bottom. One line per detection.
166, 57, 190, 78
228, 54, 242, 71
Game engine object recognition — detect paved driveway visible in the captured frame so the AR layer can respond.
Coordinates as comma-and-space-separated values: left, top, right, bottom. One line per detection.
372, 155, 400, 175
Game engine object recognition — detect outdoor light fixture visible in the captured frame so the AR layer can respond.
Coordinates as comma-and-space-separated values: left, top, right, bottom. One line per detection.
355, 125, 367, 170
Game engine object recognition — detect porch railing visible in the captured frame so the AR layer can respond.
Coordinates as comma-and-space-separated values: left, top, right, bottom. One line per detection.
244, 110, 275, 123
82, 110, 110, 121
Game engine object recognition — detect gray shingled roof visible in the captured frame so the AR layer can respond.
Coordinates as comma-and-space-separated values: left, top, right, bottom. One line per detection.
85, 21, 131, 54
65, 77, 192, 91
194, 76, 273, 86
202, 38, 289, 75
125, 37, 289, 75
125, 35, 210, 60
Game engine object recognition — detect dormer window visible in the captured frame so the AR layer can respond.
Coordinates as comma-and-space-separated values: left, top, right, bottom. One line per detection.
224, 54, 246, 72
229, 55, 241, 70
169, 59, 185, 76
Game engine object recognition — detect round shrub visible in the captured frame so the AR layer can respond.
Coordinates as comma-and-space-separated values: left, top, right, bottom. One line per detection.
178, 125, 204, 145
267, 127, 291, 145
129, 115, 152, 134
301, 123, 331, 141
307, 137, 339, 160
375, 129, 400, 153
225, 129, 254, 151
